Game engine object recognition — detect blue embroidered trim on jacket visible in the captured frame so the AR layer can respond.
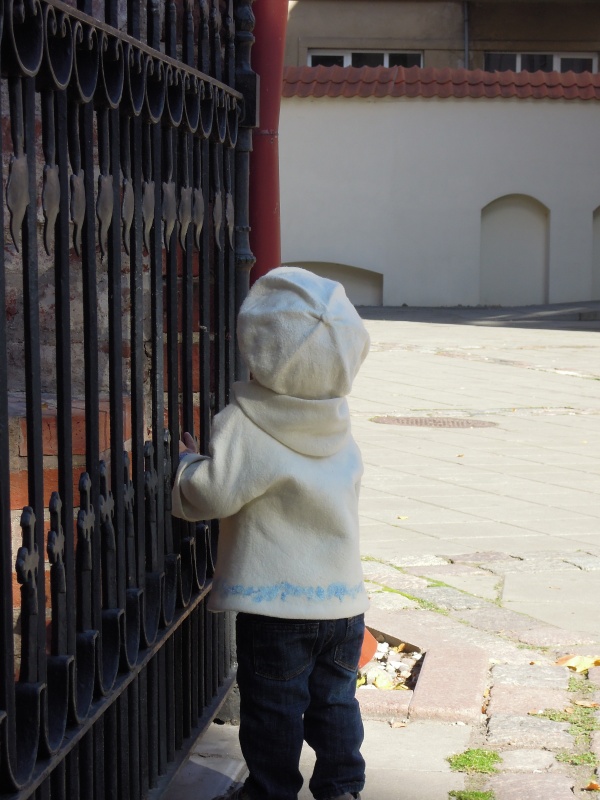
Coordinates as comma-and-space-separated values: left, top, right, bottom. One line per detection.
213, 578, 364, 604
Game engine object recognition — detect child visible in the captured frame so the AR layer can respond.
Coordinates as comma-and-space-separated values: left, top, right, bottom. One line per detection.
172, 267, 370, 800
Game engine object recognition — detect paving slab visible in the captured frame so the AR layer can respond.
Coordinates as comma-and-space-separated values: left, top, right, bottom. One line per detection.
457, 605, 541, 635
453, 533, 600, 554
499, 749, 557, 773
487, 773, 575, 799
361, 560, 430, 594
491, 664, 571, 689
162, 723, 247, 800
421, 572, 501, 601
356, 686, 412, 721
418, 585, 494, 610
356, 770, 465, 800
502, 569, 600, 605
449, 551, 522, 564
364, 584, 420, 611
561, 553, 600, 570
409, 644, 489, 723
486, 557, 580, 575
363, 537, 477, 560
403, 563, 487, 577
297, 720, 471, 800
486, 715, 573, 750
487, 685, 569, 716
388, 554, 455, 568
506, 598, 600, 637
516, 626, 600, 647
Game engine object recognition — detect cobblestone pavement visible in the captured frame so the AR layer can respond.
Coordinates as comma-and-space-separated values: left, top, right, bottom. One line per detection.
351, 303, 600, 798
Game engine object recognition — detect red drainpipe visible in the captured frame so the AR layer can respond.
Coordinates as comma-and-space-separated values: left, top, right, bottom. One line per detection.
249, 0, 289, 283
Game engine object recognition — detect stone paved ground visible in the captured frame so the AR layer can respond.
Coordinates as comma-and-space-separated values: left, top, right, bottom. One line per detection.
171, 304, 600, 800
351, 304, 600, 798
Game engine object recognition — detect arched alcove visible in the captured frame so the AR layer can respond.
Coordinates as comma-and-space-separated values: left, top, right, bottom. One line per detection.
283, 262, 384, 306
480, 195, 549, 306
592, 207, 600, 300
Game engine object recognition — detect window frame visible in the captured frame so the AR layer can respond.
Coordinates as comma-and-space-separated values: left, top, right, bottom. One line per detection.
485, 51, 598, 74
557, 52, 597, 73
308, 49, 423, 69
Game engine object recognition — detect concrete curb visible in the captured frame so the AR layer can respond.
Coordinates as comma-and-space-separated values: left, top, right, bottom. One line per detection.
358, 644, 489, 723
356, 686, 413, 721
359, 609, 490, 723
409, 644, 489, 723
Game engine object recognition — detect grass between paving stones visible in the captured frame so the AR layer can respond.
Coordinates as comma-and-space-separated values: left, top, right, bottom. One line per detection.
447, 749, 501, 774
568, 676, 599, 694
424, 577, 504, 606
534, 703, 599, 747
555, 752, 598, 767
532, 681, 600, 781
368, 580, 450, 615
362, 555, 503, 610
447, 750, 501, 800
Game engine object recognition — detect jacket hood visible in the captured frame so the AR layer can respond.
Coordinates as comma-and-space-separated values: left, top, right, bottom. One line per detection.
237, 267, 370, 400
233, 381, 351, 457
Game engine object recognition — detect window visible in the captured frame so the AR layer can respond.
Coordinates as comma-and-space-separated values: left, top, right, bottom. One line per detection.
485, 52, 598, 74
560, 56, 595, 73
521, 54, 554, 72
388, 53, 422, 69
310, 54, 344, 68
309, 50, 422, 69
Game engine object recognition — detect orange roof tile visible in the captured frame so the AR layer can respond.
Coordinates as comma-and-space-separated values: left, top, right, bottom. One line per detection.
282, 65, 600, 101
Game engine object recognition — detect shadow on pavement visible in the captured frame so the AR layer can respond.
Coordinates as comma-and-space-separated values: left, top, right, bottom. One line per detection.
358, 301, 600, 332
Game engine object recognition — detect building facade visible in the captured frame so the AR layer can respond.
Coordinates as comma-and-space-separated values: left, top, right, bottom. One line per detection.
280, 1, 600, 306
285, 1, 600, 75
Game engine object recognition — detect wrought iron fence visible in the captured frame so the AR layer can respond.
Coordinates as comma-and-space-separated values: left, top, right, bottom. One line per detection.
0, 0, 256, 795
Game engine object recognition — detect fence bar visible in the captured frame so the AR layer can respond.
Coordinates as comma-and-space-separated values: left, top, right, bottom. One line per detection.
0, 68, 17, 783
20, 74, 47, 684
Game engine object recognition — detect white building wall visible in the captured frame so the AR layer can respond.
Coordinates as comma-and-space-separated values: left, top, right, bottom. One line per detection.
279, 95, 600, 306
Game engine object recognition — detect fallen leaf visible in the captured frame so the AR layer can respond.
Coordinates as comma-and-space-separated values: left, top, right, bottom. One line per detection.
389, 720, 407, 728
584, 782, 600, 791
555, 654, 576, 666
574, 700, 600, 708
373, 673, 394, 690
530, 660, 542, 665
396, 516, 409, 520
555, 654, 600, 673
456, 454, 464, 458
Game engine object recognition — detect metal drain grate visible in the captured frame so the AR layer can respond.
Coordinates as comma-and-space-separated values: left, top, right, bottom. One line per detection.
371, 416, 497, 428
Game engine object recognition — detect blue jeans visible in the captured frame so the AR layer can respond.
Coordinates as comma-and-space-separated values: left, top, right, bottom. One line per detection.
235, 612, 366, 800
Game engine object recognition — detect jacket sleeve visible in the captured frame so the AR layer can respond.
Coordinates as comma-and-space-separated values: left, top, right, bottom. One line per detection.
171, 402, 274, 522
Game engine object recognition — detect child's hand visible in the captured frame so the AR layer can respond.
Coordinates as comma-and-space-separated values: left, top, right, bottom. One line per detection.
179, 432, 198, 457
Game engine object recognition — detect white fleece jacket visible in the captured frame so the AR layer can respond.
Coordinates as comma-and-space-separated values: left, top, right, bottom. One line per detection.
171, 267, 370, 619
